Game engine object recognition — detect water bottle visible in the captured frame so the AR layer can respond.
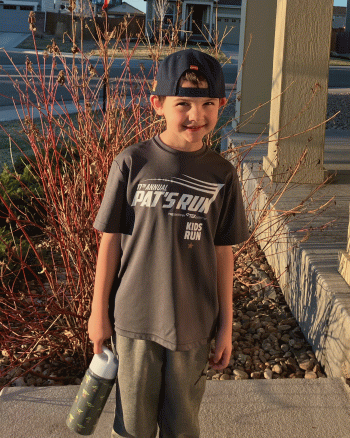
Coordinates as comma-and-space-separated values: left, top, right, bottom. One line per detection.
66, 345, 118, 435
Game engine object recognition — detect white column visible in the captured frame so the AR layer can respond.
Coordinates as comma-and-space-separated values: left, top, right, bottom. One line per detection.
145, 0, 150, 38
234, 0, 278, 134
263, 0, 333, 184
181, 1, 188, 41
209, 3, 214, 44
146, 0, 158, 40
339, 205, 350, 286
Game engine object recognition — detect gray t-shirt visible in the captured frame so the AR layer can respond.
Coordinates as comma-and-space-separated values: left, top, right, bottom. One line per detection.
94, 136, 249, 351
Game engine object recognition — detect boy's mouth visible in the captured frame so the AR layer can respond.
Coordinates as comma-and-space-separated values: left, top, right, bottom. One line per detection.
185, 125, 205, 132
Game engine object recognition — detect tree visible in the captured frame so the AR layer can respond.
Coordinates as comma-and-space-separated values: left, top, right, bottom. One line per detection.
154, 0, 169, 49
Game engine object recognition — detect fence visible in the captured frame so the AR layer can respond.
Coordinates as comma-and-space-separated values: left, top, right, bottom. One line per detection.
35, 12, 145, 41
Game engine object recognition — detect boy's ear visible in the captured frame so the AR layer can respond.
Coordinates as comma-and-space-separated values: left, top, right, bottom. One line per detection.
219, 98, 227, 108
150, 95, 164, 116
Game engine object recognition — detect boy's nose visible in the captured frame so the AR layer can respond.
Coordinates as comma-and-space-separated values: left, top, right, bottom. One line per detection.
188, 105, 203, 121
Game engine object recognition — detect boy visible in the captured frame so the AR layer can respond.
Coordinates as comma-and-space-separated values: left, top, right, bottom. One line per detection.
88, 49, 249, 438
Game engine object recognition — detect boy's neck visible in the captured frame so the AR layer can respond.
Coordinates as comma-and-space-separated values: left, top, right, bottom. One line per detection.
159, 131, 204, 153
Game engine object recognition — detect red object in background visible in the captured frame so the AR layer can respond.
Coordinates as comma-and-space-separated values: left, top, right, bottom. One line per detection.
102, 0, 110, 10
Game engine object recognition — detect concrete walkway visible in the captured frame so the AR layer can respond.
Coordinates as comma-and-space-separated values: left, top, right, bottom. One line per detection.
220, 43, 239, 62
2, 378, 350, 438
0, 32, 29, 51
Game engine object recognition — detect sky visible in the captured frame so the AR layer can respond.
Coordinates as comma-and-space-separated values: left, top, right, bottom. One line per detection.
126, 0, 348, 15
334, 0, 348, 6
126, 0, 146, 13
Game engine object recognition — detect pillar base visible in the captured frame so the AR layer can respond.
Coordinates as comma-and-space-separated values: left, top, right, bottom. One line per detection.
339, 251, 350, 287
263, 155, 328, 184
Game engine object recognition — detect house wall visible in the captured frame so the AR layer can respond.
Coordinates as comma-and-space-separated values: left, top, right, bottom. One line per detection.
0, 3, 38, 33
145, 0, 241, 44
212, 4, 241, 44
333, 14, 346, 29
215, 14, 240, 44
42, 0, 56, 12
217, 6, 240, 16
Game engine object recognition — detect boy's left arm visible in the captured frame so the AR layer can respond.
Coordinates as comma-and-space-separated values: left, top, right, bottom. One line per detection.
210, 245, 234, 370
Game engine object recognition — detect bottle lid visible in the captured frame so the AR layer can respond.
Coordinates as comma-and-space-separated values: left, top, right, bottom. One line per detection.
89, 345, 118, 380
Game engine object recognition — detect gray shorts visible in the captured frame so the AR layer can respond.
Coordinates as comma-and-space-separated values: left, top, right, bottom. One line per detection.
111, 335, 210, 438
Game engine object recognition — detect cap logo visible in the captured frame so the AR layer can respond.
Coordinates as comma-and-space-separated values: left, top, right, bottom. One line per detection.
152, 80, 157, 91
190, 65, 198, 70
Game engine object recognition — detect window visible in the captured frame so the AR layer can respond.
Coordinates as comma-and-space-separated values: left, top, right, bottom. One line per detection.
217, 18, 221, 22
164, 4, 175, 27
20, 5, 33, 10
4, 4, 16, 9
225, 18, 228, 22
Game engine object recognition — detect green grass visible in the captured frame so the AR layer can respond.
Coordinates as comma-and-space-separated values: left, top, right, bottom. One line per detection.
0, 120, 33, 172
89, 43, 230, 62
16, 35, 230, 63
16, 35, 81, 53
329, 57, 350, 66
0, 113, 79, 173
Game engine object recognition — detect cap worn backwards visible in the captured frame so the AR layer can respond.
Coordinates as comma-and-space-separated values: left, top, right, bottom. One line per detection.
151, 49, 226, 99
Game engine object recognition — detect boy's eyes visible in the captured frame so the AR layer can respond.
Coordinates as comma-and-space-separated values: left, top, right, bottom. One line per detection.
176, 101, 215, 107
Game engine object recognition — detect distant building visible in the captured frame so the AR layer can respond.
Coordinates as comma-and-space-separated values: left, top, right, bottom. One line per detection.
108, 1, 144, 17
0, 0, 342, 45
0, 0, 97, 32
0, 0, 39, 11
44, 0, 92, 15
333, 6, 346, 29
145, 0, 241, 44
0, 0, 39, 32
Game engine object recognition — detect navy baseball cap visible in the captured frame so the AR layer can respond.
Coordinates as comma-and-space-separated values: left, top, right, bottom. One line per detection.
151, 49, 226, 98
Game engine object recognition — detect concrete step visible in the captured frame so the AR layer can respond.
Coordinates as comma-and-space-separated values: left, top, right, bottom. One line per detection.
1, 378, 350, 438
221, 128, 350, 379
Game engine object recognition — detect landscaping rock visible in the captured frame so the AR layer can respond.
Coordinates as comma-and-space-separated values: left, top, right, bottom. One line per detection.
206, 240, 326, 382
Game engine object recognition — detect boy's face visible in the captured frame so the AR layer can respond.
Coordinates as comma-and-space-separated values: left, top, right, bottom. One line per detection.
150, 80, 227, 152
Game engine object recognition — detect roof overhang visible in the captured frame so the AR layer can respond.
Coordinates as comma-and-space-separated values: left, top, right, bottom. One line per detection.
0, 0, 39, 4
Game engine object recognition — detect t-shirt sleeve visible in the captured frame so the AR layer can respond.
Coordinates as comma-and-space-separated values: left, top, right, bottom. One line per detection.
93, 159, 133, 234
214, 168, 250, 246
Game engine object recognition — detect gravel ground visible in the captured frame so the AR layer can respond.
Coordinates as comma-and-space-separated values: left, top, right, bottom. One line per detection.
206, 240, 326, 381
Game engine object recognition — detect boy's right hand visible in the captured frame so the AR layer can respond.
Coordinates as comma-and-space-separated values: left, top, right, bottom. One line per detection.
87, 312, 113, 354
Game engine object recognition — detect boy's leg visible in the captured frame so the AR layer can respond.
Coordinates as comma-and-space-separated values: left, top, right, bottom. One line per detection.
158, 343, 210, 438
111, 335, 164, 438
